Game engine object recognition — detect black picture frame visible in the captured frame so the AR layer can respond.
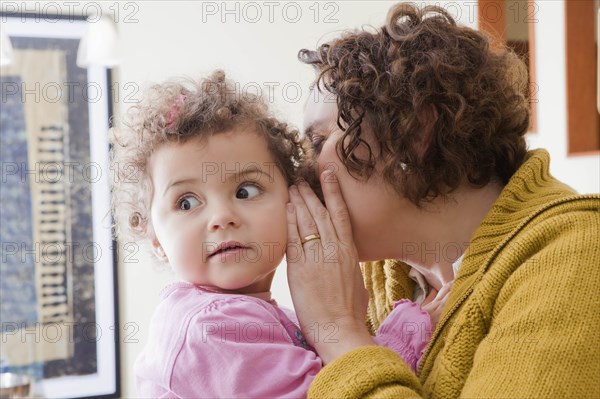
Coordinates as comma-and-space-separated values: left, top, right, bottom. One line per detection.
0, 11, 120, 399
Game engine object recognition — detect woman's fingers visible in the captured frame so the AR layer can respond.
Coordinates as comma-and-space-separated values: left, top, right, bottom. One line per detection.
319, 170, 354, 246
435, 282, 453, 302
286, 202, 305, 264
289, 185, 323, 261
296, 179, 339, 246
422, 281, 454, 326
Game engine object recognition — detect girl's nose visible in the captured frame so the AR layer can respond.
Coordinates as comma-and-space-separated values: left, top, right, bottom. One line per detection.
208, 202, 241, 231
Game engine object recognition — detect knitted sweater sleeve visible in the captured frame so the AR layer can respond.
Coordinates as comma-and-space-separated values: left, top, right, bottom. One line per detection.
308, 345, 423, 398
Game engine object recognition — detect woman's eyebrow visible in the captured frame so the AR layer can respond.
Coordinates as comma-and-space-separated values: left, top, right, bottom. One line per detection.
304, 126, 315, 140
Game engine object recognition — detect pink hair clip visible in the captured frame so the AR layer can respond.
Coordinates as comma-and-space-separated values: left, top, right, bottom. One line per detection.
166, 94, 187, 128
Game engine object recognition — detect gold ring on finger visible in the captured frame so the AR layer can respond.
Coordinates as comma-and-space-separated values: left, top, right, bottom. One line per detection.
300, 233, 321, 245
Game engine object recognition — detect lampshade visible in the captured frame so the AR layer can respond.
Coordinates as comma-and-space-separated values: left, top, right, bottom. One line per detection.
76, 16, 120, 68
0, 25, 14, 67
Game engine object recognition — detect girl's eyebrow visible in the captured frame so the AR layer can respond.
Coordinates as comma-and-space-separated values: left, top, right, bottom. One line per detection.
224, 165, 273, 183
163, 177, 199, 197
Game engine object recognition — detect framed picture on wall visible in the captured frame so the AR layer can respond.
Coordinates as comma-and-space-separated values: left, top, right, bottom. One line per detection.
0, 11, 120, 399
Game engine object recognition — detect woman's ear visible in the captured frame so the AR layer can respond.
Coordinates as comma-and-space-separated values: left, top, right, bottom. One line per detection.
151, 237, 168, 262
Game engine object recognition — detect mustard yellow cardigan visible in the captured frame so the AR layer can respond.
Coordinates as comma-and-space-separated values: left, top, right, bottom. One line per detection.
308, 149, 600, 398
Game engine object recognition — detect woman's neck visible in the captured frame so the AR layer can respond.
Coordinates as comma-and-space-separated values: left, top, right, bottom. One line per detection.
396, 182, 503, 291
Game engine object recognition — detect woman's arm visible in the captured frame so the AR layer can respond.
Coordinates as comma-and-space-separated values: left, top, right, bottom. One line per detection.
307, 346, 423, 398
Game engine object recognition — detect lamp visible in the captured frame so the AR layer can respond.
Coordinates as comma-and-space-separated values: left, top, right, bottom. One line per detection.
0, 25, 14, 67
76, 15, 120, 68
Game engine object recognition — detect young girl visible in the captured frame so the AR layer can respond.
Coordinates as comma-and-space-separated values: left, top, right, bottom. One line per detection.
110, 71, 436, 398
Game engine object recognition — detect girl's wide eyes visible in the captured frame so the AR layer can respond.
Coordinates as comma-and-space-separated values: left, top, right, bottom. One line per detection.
236, 183, 262, 199
176, 183, 262, 210
177, 195, 200, 211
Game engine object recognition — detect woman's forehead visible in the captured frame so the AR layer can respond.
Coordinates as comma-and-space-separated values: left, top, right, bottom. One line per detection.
303, 90, 338, 132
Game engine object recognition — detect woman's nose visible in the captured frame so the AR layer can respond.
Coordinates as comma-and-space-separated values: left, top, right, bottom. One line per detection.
208, 202, 241, 231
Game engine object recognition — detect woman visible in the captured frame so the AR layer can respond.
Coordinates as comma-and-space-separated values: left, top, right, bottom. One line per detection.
286, 3, 600, 398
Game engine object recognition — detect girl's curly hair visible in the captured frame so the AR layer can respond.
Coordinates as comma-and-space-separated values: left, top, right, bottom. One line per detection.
110, 70, 318, 250
299, 3, 530, 205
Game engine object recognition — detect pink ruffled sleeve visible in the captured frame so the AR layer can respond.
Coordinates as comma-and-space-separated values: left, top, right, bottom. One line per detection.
373, 299, 433, 373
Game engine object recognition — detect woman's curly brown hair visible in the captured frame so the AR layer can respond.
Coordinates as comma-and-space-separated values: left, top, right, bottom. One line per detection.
299, 2, 530, 205
110, 70, 318, 252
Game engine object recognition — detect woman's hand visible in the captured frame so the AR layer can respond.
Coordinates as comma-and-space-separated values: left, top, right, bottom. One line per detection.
421, 282, 453, 327
286, 170, 373, 364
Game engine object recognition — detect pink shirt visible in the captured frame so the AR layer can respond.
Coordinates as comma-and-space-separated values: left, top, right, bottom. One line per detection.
134, 283, 431, 398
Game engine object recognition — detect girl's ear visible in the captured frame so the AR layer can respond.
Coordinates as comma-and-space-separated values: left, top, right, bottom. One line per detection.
151, 237, 168, 262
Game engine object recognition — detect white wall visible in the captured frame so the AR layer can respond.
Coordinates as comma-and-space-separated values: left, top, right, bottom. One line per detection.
3, 1, 598, 398
525, 1, 600, 194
